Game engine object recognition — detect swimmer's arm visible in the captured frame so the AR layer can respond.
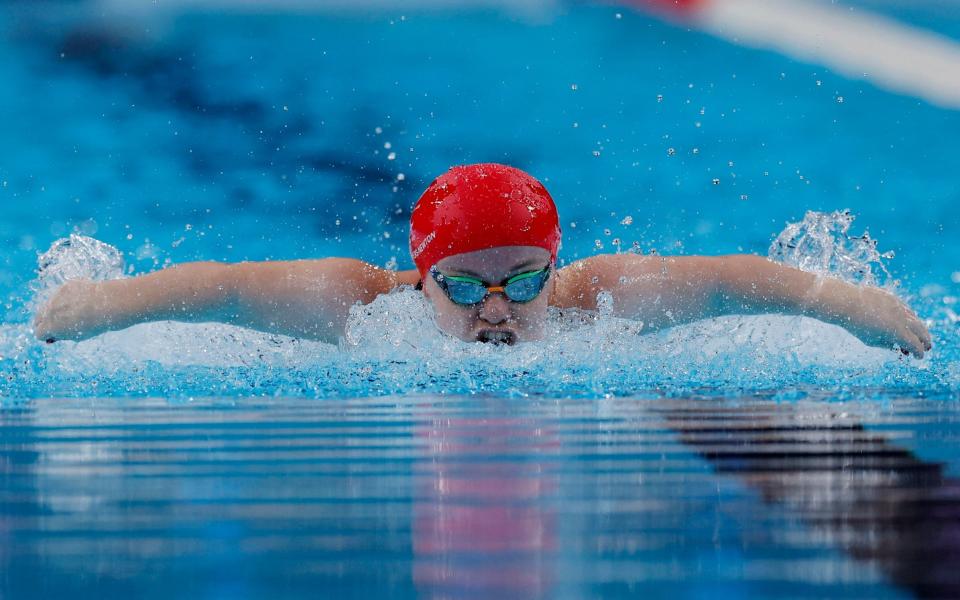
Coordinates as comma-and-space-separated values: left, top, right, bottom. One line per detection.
33, 260, 419, 343
554, 254, 931, 357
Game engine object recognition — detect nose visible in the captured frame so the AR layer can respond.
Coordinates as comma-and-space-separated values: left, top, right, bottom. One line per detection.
478, 292, 511, 325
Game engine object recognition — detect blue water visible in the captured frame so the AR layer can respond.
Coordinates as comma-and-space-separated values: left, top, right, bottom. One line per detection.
1, 1, 960, 597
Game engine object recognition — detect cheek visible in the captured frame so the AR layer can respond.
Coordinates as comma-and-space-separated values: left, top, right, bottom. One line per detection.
426, 293, 475, 333
513, 298, 550, 330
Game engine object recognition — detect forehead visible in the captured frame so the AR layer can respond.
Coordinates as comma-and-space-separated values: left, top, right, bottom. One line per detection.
436, 246, 550, 279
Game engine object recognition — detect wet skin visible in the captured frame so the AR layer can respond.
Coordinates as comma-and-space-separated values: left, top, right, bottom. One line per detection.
33, 248, 931, 357
423, 246, 554, 346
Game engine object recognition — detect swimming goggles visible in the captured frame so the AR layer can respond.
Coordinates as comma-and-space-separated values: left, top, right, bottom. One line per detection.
429, 266, 551, 306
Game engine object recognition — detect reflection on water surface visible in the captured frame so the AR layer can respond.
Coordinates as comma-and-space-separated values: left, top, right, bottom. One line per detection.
3, 394, 960, 598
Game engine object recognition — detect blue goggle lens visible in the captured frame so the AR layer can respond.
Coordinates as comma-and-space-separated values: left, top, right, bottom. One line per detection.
444, 279, 489, 305
503, 270, 549, 302
432, 268, 550, 306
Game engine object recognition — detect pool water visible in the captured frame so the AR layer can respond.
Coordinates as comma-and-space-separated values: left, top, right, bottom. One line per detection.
1, 0, 959, 597
7, 394, 960, 599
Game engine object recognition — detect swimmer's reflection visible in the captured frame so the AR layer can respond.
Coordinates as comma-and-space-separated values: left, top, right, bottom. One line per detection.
658, 400, 960, 599
412, 413, 558, 599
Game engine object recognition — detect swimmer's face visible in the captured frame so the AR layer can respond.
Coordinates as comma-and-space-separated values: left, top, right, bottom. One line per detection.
423, 246, 554, 345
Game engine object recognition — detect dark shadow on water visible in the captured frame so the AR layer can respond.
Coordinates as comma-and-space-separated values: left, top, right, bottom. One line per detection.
658, 400, 960, 598
3, 395, 960, 598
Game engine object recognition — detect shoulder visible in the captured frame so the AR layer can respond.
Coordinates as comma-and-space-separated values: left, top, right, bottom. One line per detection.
550, 254, 725, 309
551, 254, 655, 309
232, 259, 417, 300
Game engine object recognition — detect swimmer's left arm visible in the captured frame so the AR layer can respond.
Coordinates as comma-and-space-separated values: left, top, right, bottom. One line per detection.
554, 254, 931, 357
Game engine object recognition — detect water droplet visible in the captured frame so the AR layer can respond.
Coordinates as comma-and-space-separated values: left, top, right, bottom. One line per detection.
570, 83, 579, 91
692, 148, 700, 155
667, 147, 676, 157
603, 228, 611, 236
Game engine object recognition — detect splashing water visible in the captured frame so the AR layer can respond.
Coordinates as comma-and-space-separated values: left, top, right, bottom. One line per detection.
0, 214, 952, 400
31, 234, 126, 312
768, 209, 893, 286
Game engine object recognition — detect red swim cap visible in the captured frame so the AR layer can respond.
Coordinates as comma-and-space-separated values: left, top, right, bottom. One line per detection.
409, 163, 561, 277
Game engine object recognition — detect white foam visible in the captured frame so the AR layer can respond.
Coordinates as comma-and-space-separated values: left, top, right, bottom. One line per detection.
4, 228, 933, 397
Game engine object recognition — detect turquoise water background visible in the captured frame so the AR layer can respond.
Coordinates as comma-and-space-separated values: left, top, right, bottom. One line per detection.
2, 2, 960, 598
0, 1, 958, 395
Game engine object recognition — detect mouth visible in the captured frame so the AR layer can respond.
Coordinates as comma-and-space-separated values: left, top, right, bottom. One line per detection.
476, 329, 517, 346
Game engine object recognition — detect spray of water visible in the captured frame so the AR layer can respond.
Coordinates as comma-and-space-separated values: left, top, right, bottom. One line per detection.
0, 212, 950, 399
32, 234, 126, 309
768, 209, 893, 287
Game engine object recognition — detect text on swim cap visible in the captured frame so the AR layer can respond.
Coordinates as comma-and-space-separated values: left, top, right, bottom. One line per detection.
411, 231, 436, 260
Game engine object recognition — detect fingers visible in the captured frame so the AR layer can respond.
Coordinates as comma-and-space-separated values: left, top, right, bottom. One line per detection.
898, 303, 932, 353
32, 312, 51, 342
872, 290, 932, 358
907, 314, 932, 351
894, 324, 925, 359
32, 289, 73, 342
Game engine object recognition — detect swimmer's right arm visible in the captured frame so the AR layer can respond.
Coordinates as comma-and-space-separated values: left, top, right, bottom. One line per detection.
33, 260, 420, 343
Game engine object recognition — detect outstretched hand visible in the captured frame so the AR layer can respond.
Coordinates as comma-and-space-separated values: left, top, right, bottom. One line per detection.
840, 285, 931, 358
33, 280, 105, 343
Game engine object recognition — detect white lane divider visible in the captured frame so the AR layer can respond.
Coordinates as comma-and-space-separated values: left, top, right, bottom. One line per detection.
690, 0, 960, 110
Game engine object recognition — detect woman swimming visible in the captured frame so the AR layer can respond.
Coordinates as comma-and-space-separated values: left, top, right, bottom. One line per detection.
33, 163, 932, 357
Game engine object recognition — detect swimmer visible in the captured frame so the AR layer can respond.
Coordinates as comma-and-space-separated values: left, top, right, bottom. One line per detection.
33, 163, 932, 357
